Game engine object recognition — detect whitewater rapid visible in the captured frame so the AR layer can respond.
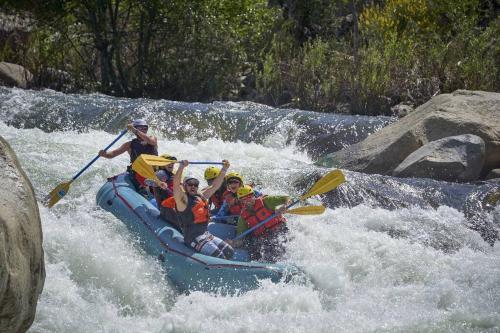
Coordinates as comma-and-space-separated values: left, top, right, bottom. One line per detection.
1, 99, 499, 332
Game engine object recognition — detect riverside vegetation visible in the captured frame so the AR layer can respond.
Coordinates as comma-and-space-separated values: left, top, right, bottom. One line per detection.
1, 0, 499, 115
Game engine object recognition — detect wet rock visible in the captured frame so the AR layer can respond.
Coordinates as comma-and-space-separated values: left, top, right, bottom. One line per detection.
306, 168, 499, 245
0, 136, 45, 333
390, 103, 414, 118
318, 90, 500, 180
0, 62, 33, 88
486, 169, 500, 180
393, 134, 485, 182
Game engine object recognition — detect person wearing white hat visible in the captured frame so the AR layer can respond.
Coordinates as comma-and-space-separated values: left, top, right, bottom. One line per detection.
98, 119, 158, 191
172, 159, 234, 259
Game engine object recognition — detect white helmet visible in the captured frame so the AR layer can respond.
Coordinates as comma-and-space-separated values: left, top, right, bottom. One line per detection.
183, 175, 198, 184
132, 119, 148, 127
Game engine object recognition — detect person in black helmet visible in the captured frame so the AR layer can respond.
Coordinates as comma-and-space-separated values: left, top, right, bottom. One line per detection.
98, 119, 158, 192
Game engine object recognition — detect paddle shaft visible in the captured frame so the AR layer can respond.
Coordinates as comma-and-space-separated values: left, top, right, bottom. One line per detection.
233, 200, 299, 241
189, 162, 224, 165
211, 215, 239, 221
72, 129, 128, 181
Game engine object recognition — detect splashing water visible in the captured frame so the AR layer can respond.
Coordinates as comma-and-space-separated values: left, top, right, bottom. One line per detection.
0, 88, 499, 333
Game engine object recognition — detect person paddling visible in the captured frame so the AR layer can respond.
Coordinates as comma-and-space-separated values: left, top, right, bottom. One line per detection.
173, 160, 234, 259
98, 119, 158, 193
232, 185, 291, 262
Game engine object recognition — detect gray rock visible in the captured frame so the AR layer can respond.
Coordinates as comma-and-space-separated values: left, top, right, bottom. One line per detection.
0, 136, 45, 333
318, 90, 500, 179
0, 62, 33, 88
393, 134, 486, 182
486, 169, 500, 180
390, 103, 414, 118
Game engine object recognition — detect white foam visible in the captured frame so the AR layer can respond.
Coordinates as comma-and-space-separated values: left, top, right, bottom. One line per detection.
1, 122, 499, 333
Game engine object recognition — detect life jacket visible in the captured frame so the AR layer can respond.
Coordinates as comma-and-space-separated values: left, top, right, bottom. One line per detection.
223, 190, 244, 215
161, 196, 176, 209
178, 194, 210, 225
129, 138, 158, 163
209, 188, 224, 210
159, 197, 181, 232
240, 197, 286, 236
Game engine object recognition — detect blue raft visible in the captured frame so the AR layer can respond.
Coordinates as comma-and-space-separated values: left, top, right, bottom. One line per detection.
96, 173, 302, 293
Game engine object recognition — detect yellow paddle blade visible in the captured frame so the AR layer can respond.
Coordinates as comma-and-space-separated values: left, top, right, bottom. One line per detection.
286, 205, 326, 215
45, 180, 72, 208
299, 169, 345, 200
139, 154, 178, 167
131, 155, 159, 180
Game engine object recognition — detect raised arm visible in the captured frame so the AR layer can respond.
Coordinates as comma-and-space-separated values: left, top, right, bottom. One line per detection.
127, 123, 158, 147
173, 160, 188, 212
201, 160, 229, 199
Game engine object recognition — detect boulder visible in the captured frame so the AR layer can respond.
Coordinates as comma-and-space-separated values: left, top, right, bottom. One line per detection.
486, 169, 500, 180
393, 134, 486, 182
390, 103, 414, 118
0, 62, 33, 88
0, 136, 45, 333
318, 90, 500, 179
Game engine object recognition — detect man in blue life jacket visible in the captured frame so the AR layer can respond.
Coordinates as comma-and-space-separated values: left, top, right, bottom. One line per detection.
98, 119, 158, 192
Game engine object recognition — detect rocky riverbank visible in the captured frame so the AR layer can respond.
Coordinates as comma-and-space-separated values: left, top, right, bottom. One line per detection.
318, 90, 500, 183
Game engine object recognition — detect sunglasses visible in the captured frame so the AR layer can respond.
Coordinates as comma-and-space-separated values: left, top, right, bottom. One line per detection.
228, 180, 241, 184
135, 126, 148, 131
186, 182, 199, 187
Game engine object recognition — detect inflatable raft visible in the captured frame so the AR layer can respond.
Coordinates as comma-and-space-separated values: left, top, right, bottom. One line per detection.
96, 173, 302, 293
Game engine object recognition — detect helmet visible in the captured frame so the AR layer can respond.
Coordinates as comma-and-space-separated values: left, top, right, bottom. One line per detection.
225, 171, 243, 183
156, 169, 168, 182
160, 153, 177, 161
204, 166, 221, 181
237, 185, 254, 199
132, 119, 148, 127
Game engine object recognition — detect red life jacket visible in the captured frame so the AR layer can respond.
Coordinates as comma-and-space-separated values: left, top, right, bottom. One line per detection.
223, 190, 243, 215
134, 172, 147, 187
240, 197, 286, 236
209, 190, 224, 210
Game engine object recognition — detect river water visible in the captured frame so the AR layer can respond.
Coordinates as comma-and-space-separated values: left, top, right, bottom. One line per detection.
0, 87, 499, 333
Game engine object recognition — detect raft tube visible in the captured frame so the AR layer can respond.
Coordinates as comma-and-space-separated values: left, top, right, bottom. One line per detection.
96, 173, 302, 293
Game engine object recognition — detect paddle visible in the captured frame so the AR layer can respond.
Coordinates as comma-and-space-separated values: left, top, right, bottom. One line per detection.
285, 205, 326, 215
210, 205, 325, 222
132, 154, 224, 184
233, 169, 345, 240
45, 129, 128, 208
138, 154, 224, 167
211, 215, 240, 221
